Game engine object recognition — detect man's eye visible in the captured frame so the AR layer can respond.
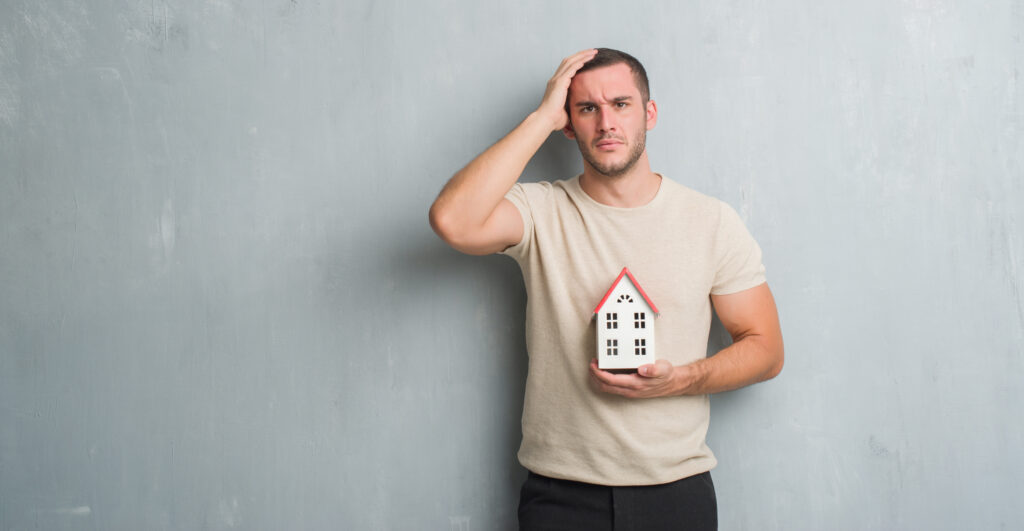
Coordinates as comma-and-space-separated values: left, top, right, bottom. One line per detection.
582, 105, 595, 112
616, 102, 628, 108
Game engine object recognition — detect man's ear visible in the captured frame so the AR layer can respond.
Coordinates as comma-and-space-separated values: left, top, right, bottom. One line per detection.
645, 99, 658, 131
562, 95, 576, 139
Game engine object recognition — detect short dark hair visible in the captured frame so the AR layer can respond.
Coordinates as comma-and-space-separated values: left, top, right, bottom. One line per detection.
575, 48, 650, 103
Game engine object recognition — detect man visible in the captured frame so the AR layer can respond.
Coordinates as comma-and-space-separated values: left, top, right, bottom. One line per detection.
429, 48, 784, 531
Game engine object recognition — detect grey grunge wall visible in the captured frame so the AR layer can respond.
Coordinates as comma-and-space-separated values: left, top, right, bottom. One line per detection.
1, 1, 1021, 529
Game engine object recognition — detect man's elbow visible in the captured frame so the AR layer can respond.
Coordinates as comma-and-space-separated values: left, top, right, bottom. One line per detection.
762, 341, 784, 381
428, 204, 491, 255
428, 201, 464, 245
428, 201, 452, 240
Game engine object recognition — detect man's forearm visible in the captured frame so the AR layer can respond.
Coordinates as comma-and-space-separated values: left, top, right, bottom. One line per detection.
672, 333, 784, 396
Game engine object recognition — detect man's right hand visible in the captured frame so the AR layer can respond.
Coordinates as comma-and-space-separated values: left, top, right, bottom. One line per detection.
537, 49, 599, 132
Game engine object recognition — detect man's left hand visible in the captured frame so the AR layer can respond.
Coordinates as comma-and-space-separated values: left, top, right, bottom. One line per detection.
589, 358, 700, 398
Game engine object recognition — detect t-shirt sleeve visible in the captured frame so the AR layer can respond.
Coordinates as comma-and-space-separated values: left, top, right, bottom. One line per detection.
710, 201, 767, 295
498, 183, 535, 261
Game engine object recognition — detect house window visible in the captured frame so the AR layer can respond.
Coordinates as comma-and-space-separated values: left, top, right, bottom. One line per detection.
634, 312, 646, 329
617, 294, 634, 303
634, 338, 647, 356
606, 339, 618, 356
606, 313, 618, 329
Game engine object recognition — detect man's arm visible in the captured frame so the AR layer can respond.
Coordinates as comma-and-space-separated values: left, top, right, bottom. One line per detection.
428, 49, 597, 255
589, 282, 784, 398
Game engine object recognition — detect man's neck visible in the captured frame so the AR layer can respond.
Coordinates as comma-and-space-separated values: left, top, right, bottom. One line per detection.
578, 155, 661, 208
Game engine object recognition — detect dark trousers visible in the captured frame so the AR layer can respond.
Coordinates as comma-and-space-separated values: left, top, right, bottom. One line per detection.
518, 470, 717, 531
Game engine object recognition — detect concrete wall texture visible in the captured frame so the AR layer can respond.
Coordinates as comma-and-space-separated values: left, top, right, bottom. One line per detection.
1, 1, 1021, 529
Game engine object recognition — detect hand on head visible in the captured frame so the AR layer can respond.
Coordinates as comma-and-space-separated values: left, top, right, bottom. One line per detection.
536, 49, 598, 132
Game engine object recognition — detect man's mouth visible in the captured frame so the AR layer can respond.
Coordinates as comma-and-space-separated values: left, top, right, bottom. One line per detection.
595, 138, 623, 149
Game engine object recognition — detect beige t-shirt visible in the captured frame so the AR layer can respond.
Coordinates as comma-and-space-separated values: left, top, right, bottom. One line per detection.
501, 174, 766, 486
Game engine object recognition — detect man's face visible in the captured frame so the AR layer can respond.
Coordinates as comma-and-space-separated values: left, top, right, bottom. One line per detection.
564, 63, 657, 178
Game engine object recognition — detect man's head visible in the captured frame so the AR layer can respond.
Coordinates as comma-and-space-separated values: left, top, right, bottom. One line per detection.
568, 48, 650, 109
564, 48, 657, 178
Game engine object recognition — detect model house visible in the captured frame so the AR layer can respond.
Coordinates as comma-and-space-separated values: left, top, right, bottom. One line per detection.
593, 267, 659, 370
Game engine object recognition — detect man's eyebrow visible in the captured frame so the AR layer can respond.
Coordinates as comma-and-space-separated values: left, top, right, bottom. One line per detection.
574, 96, 634, 108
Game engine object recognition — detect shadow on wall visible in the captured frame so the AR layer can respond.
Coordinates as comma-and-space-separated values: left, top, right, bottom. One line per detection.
398, 240, 530, 505
524, 131, 584, 183
314, 196, 531, 517
312, 126, 586, 519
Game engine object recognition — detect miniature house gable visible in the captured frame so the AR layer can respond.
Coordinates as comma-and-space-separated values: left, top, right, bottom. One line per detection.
593, 268, 659, 370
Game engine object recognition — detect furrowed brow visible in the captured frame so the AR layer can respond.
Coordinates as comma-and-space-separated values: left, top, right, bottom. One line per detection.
574, 96, 632, 108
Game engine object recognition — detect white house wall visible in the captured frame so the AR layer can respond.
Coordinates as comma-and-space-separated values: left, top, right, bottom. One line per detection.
596, 276, 656, 369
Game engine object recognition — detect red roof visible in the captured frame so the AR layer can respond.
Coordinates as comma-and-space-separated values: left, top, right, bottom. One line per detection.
592, 267, 660, 316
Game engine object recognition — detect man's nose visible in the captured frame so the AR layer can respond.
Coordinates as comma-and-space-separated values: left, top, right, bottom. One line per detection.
598, 109, 616, 132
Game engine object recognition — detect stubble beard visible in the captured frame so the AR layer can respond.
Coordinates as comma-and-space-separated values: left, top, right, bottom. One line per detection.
577, 127, 647, 178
